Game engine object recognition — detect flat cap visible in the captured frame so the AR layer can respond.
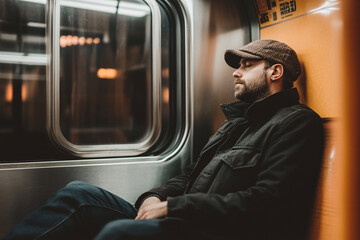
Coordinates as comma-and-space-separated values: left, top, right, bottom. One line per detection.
224, 39, 301, 81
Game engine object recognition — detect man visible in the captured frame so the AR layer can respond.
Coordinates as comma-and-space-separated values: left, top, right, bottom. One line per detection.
2, 39, 324, 240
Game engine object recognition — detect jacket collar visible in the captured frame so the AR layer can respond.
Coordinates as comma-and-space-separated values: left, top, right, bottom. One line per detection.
220, 88, 300, 122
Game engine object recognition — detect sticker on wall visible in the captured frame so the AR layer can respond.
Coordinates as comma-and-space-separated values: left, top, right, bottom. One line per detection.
255, 0, 338, 28
255, 0, 297, 27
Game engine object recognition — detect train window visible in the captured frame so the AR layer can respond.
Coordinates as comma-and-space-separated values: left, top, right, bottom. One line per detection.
0, 0, 50, 161
0, 0, 185, 161
48, 0, 173, 157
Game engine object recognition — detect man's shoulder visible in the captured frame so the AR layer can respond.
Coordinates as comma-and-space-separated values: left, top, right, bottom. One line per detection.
271, 103, 323, 126
285, 103, 321, 118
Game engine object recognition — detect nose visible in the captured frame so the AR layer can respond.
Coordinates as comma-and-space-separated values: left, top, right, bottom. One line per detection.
233, 67, 242, 78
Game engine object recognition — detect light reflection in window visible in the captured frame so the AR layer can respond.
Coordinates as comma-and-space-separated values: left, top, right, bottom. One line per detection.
60, 35, 101, 48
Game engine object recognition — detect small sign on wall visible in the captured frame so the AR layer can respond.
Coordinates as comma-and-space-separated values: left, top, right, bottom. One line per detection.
255, 0, 334, 28
255, 0, 298, 28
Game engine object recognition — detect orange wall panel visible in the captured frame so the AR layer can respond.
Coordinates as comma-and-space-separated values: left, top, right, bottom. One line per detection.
258, 0, 360, 239
340, 0, 360, 239
259, 0, 342, 118
257, 1, 345, 239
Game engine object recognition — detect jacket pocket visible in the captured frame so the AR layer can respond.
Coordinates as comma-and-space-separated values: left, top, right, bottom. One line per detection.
222, 146, 261, 169
208, 146, 262, 194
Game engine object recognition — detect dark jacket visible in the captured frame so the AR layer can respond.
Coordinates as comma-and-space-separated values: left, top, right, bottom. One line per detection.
135, 88, 324, 240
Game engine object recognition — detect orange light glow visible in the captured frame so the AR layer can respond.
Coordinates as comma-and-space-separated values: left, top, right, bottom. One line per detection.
5, 84, 27, 102
162, 88, 169, 103
5, 84, 12, 102
86, 37, 93, 45
60, 35, 67, 48
71, 36, 79, 45
162, 68, 169, 78
21, 85, 27, 101
60, 35, 100, 47
79, 36, 86, 45
93, 37, 101, 44
97, 68, 118, 79
66, 35, 72, 46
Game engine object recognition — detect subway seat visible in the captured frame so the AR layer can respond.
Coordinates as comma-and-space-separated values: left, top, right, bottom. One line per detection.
308, 119, 338, 240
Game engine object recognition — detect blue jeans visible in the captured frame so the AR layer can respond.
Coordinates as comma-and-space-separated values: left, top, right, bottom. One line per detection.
2, 181, 169, 240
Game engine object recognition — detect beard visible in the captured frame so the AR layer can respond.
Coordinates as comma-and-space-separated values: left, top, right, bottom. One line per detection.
235, 71, 269, 103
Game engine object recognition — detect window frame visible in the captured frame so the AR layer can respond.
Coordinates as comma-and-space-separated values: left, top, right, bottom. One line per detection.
47, 0, 162, 158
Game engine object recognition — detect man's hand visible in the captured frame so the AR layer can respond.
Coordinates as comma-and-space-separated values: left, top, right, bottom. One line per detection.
138, 196, 161, 211
136, 198, 168, 220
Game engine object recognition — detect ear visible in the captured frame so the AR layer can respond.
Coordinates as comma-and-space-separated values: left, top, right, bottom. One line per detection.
269, 64, 284, 81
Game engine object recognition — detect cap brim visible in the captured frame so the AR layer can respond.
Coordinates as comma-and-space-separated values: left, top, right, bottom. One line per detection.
224, 49, 262, 69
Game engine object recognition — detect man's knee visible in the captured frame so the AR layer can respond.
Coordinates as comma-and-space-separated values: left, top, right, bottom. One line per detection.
62, 181, 101, 194
65, 181, 91, 189
51, 181, 98, 204
94, 219, 163, 240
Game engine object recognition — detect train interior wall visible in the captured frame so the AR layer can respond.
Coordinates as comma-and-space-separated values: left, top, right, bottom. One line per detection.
256, 0, 359, 239
0, 0, 359, 238
0, 0, 253, 235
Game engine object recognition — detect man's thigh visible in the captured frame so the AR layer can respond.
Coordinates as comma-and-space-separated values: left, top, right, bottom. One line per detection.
94, 219, 176, 240
42, 181, 139, 239
2, 181, 138, 240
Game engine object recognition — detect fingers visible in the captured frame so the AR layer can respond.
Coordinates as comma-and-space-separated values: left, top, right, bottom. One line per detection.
135, 210, 144, 220
135, 201, 168, 220
135, 207, 153, 220
135, 206, 156, 220
138, 196, 161, 212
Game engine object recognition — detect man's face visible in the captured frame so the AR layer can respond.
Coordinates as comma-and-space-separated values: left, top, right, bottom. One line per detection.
233, 59, 270, 103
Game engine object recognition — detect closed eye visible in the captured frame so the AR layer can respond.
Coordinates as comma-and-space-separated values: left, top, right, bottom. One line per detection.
239, 59, 255, 68
242, 62, 253, 68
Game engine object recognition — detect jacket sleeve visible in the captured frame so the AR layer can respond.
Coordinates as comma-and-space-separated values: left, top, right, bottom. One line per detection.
134, 161, 196, 208
166, 111, 324, 227
134, 120, 231, 208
